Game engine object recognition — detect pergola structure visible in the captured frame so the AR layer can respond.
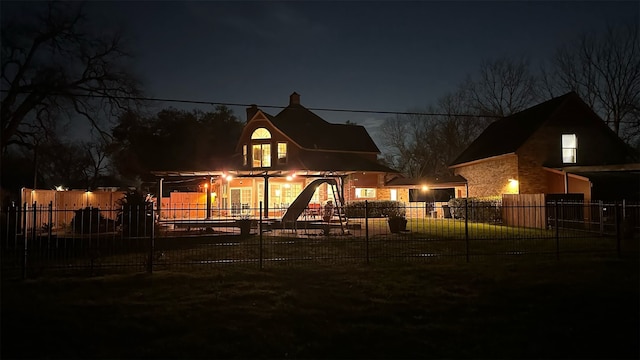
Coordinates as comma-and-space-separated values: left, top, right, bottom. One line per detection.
151, 169, 373, 220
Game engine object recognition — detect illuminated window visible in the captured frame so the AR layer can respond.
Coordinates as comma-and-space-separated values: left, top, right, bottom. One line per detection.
252, 144, 271, 168
562, 134, 577, 163
278, 142, 287, 164
251, 128, 271, 168
242, 145, 247, 166
355, 188, 376, 198
251, 128, 271, 140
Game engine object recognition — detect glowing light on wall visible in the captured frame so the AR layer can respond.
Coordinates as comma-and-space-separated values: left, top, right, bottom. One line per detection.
507, 178, 519, 193
422, 185, 429, 191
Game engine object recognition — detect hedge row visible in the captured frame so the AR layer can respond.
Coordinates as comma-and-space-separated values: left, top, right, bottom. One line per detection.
344, 201, 406, 218
447, 196, 502, 223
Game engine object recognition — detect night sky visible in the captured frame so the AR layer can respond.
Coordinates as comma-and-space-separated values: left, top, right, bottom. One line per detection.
3, 1, 639, 147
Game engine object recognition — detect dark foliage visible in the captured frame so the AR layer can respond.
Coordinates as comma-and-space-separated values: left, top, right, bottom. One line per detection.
116, 190, 153, 237
344, 201, 406, 218
111, 107, 243, 181
448, 197, 502, 223
71, 207, 112, 234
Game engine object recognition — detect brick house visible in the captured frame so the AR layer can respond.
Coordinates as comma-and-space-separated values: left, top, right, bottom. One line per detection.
449, 92, 639, 201
154, 92, 400, 218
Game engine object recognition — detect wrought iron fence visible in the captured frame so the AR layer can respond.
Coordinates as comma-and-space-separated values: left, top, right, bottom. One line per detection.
2, 200, 638, 278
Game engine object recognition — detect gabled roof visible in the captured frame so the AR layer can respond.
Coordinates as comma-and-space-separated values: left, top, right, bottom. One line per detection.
449, 92, 576, 167
273, 105, 379, 152
253, 94, 380, 153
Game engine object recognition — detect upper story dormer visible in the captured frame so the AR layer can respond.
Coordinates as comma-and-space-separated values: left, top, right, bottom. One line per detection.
235, 92, 386, 172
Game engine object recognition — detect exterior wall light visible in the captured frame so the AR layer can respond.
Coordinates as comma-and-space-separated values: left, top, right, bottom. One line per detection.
422, 185, 429, 191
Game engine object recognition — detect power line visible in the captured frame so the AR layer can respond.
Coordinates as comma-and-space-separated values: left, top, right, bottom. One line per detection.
104, 94, 503, 118
4, 90, 639, 124
0, 90, 502, 119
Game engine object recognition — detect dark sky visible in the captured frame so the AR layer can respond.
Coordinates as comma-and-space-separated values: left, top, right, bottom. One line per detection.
4, 1, 639, 146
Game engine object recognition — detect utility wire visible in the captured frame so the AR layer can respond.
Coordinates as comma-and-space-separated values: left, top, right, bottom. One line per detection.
0, 90, 502, 119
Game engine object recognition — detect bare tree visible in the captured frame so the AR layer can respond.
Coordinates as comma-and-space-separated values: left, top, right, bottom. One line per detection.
380, 90, 492, 178
1, 2, 142, 153
381, 112, 436, 177
541, 22, 640, 144
462, 56, 540, 117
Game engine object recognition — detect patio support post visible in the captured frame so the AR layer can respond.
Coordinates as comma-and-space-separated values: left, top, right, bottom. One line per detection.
206, 177, 212, 219
263, 175, 269, 219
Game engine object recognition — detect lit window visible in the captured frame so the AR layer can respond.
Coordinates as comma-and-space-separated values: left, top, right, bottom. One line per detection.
278, 142, 287, 164
252, 144, 271, 168
562, 134, 577, 163
251, 128, 271, 140
242, 145, 247, 166
355, 188, 376, 198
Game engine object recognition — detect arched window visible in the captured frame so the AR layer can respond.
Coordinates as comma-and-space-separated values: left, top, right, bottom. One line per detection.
251, 128, 271, 140
250, 127, 271, 168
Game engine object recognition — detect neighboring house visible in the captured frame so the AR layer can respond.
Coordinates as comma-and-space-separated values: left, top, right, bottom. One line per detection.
153, 92, 400, 218
449, 91, 639, 201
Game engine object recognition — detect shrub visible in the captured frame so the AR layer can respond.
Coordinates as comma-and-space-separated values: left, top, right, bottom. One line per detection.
71, 207, 112, 233
117, 190, 154, 237
344, 201, 406, 218
447, 196, 502, 223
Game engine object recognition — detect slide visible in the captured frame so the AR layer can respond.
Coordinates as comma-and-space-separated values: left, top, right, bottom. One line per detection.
281, 178, 337, 223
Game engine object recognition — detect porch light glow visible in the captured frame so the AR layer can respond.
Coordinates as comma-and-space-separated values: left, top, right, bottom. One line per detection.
422, 185, 429, 191
225, 174, 233, 181
286, 175, 293, 181
508, 178, 519, 189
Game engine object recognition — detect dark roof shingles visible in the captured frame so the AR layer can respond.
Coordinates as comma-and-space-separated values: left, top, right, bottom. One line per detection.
271, 104, 380, 153
449, 93, 573, 166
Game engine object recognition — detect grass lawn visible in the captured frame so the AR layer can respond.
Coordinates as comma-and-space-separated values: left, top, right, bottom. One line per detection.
2, 254, 638, 359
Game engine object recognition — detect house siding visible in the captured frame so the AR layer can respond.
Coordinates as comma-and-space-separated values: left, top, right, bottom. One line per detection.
453, 155, 518, 197
517, 125, 554, 194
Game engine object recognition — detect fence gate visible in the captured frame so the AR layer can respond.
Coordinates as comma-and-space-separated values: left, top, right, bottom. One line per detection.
502, 194, 546, 229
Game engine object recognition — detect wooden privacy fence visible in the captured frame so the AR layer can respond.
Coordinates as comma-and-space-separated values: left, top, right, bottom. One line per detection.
502, 194, 546, 229
21, 189, 127, 230
20, 189, 215, 230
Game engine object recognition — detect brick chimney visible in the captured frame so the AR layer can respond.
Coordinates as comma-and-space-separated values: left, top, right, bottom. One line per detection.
246, 104, 258, 122
289, 92, 300, 106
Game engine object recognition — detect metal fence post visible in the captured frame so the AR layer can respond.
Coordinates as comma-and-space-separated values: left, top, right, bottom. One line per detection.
615, 201, 621, 257
464, 198, 469, 263
555, 200, 560, 260
22, 202, 28, 279
48, 201, 53, 260
147, 204, 154, 273
365, 200, 369, 264
259, 201, 263, 270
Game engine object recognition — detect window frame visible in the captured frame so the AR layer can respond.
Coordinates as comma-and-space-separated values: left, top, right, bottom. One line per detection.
277, 142, 288, 164
561, 134, 577, 164
355, 188, 376, 199
252, 143, 271, 168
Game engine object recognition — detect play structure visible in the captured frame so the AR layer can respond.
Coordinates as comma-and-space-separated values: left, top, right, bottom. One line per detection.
279, 178, 348, 234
